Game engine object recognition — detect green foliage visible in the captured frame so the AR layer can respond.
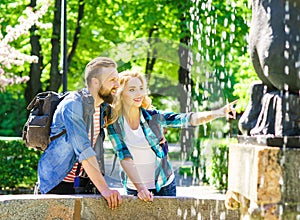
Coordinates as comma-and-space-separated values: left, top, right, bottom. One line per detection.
233, 54, 260, 113
2, 0, 254, 114
179, 166, 193, 177
210, 139, 237, 191
0, 1, 52, 87
189, 138, 209, 184
164, 128, 181, 143
0, 91, 27, 136
1, 0, 256, 193
188, 0, 252, 110
0, 138, 41, 191
189, 138, 237, 190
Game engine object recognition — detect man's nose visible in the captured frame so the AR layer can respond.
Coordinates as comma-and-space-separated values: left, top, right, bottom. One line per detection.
114, 81, 120, 88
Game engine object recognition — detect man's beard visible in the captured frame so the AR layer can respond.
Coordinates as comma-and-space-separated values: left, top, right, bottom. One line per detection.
98, 86, 115, 104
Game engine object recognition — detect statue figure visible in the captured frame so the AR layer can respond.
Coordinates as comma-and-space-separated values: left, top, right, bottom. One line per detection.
226, 0, 300, 216
250, 0, 300, 93
239, 0, 300, 136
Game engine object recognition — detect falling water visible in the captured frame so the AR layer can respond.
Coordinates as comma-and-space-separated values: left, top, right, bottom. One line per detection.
99, 0, 300, 218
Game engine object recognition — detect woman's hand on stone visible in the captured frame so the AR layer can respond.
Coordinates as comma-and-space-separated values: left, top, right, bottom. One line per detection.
137, 188, 154, 202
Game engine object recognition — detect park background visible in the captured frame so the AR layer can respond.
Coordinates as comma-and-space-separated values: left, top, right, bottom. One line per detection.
0, 0, 258, 194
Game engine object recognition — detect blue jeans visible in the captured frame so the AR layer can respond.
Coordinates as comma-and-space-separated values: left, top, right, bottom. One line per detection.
126, 177, 176, 196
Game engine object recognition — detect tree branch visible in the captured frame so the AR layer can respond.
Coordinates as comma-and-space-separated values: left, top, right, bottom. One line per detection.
67, 0, 85, 72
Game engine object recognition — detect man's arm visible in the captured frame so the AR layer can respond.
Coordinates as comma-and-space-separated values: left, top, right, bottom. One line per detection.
81, 156, 122, 209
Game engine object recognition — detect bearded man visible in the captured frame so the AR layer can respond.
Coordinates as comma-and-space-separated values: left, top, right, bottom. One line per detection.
37, 57, 122, 209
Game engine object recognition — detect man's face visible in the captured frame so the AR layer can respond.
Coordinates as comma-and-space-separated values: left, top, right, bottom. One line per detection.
97, 67, 119, 104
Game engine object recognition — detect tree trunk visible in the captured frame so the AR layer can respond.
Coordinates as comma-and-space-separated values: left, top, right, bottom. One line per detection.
46, 0, 84, 91
67, 0, 85, 72
25, 0, 43, 106
47, 0, 62, 91
145, 27, 158, 81
178, 23, 194, 156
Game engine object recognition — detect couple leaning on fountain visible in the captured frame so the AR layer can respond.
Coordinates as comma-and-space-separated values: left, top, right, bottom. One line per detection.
36, 56, 237, 209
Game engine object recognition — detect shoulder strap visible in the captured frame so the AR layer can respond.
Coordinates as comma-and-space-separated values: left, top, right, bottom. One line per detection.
144, 110, 169, 155
109, 120, 122, 176
94, 105, 105, 175
110, 152, 118, 176
74, 90, 94, 181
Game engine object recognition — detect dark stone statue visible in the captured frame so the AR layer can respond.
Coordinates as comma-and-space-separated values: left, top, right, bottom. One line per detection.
250, 0, 300, 93
226, 1, 300, 214
239, 0, 300, 137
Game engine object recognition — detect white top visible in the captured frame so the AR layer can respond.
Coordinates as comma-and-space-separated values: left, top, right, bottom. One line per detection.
124, 118, 157, 189
123, 118, 175, 190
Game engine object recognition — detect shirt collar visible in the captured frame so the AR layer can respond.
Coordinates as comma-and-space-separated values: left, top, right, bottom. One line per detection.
141, 108, 152, 121
101, 102, 109, 110
83, 87, 109, 110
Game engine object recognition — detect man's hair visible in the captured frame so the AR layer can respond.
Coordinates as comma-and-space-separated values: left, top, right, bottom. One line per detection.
84, 57, 117, 86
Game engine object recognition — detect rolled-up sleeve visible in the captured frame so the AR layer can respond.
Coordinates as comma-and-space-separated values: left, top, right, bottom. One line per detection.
151, 110, 194, 128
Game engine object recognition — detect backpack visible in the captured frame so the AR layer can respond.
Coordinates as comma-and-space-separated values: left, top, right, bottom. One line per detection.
22, 91, 69, 151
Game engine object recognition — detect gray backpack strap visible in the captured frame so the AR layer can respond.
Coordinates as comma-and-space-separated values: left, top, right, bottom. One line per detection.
79, 89, 105, 176
74, 89, 94, 179
109, 121, 123, 176
94, 108, 105, 175
78, 89, 95, 130
110, 152, 118, 176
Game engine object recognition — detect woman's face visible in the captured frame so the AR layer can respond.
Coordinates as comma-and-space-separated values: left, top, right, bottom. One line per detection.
122, 77, 145, 109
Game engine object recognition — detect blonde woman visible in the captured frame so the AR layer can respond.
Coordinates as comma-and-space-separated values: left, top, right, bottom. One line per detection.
108, 70, 237, 202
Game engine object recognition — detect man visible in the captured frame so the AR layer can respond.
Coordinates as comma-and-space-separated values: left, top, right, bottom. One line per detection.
37, 57, 122, 209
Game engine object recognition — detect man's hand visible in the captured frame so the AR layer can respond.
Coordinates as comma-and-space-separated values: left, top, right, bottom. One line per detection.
100, 188, 122, 209
81, 157, 122, 209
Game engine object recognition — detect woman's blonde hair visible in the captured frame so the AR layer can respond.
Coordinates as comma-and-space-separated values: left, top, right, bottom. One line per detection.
108, 70, 152, 124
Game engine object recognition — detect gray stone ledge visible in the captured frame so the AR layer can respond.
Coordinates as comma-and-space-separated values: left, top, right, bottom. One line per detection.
0, 191, 240, 220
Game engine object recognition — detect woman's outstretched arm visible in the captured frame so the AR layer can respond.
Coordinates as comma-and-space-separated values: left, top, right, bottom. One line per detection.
190, 100, 237, 126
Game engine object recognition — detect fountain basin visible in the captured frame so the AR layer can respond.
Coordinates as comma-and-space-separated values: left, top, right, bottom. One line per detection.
227, 138, 300, 219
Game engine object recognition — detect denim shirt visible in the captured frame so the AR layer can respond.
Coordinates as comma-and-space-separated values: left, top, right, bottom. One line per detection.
38, 88, 109, 194
108, 108, 193, 192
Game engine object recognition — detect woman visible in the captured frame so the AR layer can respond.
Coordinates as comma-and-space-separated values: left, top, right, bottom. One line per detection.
108, 70, 237, 202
